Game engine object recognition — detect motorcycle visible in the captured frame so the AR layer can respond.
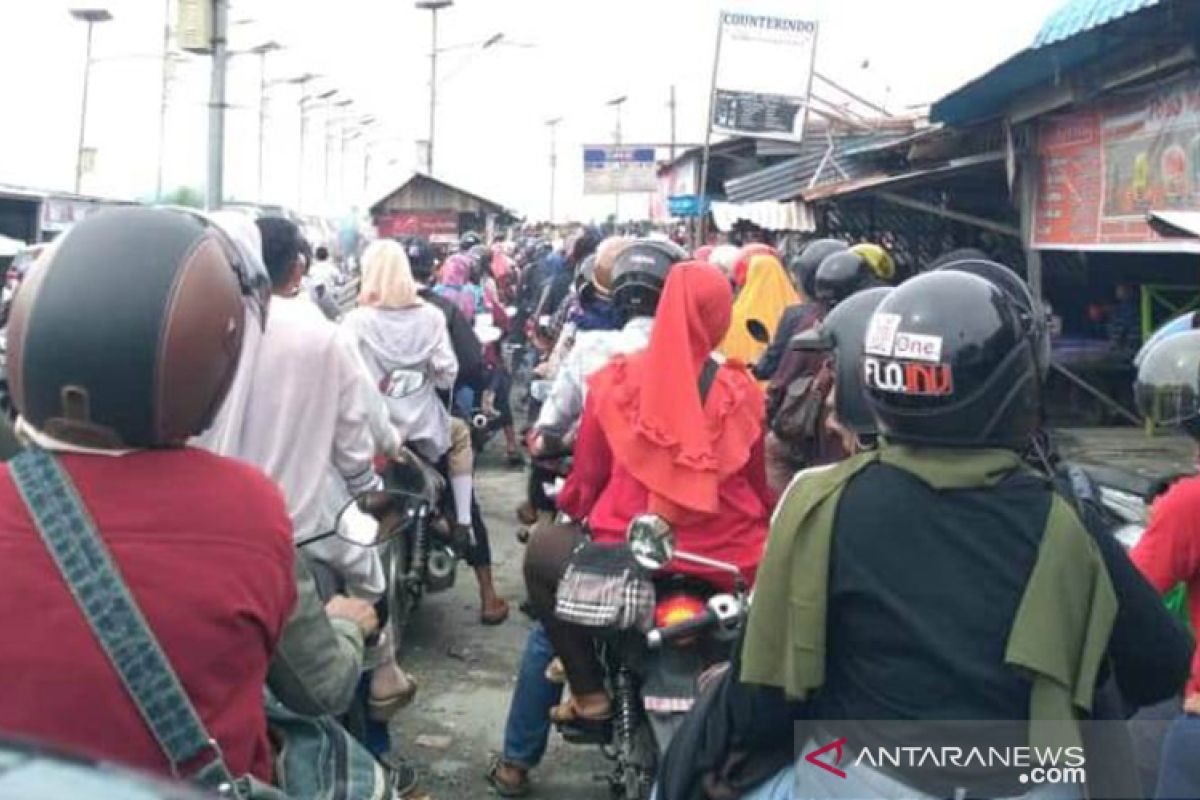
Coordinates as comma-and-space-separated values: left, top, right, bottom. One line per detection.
556, 515, 751, 800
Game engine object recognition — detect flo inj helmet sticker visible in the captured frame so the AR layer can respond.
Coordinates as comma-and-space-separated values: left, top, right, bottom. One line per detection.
864, 356, 953, 397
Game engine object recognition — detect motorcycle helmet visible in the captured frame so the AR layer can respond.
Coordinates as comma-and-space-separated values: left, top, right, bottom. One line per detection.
7, 206, 247, 448
927, 247, 990, 271
933, 258, 1049, 379
609, 239, 686, 320
788, 238, 847, 300
792, 286, 893, 436
468, 244, 492, 279
402, 236, 435, 281
849, 242, 895, 282
1135, 329, 1200, 439
1135, 311, 1200, 369
586, 236, 630, 302
814, 250, 877, 307
863, 270, 1041, 449
459, 231, 482, 251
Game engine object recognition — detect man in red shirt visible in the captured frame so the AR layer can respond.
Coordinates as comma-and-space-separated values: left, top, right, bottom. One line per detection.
0, 207, 295, 784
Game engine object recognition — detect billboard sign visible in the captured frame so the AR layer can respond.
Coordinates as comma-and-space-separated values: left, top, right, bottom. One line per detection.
583, 146, 658, 195
376, 211, 458, 242
710, 12, 819, 142
1034, 69, 1200, 251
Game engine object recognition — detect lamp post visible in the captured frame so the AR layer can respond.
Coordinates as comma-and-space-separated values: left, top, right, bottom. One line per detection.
415, 0, 452, 175
326, 97, 353, 208
546, 117, 562, 223
607, 95, 627, 225
285, 73, 322, 209
251, 41, 283, 203
69, 7, 113, 195
204, 0, 230, 209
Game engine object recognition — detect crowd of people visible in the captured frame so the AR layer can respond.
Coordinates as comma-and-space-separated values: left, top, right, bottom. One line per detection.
0, 205, 1197, 800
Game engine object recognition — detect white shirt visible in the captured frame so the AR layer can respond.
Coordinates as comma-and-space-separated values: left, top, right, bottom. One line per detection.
535, 316, 654, 436
198, 295, 381, 541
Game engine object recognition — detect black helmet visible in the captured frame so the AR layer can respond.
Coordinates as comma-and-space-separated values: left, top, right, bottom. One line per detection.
402, 236, 435, 280
863, 270, 1041, 449
468, 244, 491, 279
814, 250, 877, 307
459, 231, 482, 251
788, 238, 846, 299
933, 258, 1049, 378
793, 286, 893, 437
1134, 329, 1200, 439
609, 239, 686, 320
8, 207, 247, 448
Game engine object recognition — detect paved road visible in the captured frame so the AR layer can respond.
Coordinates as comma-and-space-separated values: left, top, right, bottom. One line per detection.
389, 452, 609, 799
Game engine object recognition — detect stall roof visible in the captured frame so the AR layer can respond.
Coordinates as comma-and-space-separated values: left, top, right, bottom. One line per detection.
931, 0, 1178, 125
799, 151, 1005, 203
723, 130, 921, 203
369, 172, 515, 218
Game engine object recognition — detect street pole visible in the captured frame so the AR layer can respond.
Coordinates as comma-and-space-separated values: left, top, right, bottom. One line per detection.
546, 117, 561, 223
70, 9, 113, 194
256, 49, 270, 202
155, 0, 170, 200
669, 84, 676, 162
205, 0, 228, 210
416, 1, 453, 175
607, 95, 626, 226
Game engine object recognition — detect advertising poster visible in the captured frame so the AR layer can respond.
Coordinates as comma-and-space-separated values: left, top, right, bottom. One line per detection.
1035, 70, 1200, 250
583, 146, 658, 195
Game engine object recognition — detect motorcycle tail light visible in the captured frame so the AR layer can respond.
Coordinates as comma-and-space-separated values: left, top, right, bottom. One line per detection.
655, 593, 706, 629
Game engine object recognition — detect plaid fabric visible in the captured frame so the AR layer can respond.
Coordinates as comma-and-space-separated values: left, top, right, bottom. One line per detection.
554, 543, 655, 631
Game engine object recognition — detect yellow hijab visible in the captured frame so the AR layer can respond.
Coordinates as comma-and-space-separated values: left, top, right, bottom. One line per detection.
719, 253, 800, 365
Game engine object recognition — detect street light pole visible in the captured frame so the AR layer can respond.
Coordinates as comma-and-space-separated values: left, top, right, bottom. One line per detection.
205, 0, 229, 210
155, 0, 170, 200
416, 0, 453, 175
546, 117, 562, 223
326, 98, 352, 209
607, 95, 627, 225
253, 42, 282, 203
70, 8, 112, 195
288, 73, 320, 209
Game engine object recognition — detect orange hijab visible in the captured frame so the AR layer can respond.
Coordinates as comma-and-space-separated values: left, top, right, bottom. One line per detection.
589, 262, 764, 523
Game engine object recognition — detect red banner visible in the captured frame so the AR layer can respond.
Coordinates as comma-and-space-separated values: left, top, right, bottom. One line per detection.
375, 211, 458, 241
1034, 70, 1200, 251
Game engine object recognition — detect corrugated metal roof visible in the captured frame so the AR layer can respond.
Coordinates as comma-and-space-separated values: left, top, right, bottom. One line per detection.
724, 132, 909, 203
1033, 0, 1161, 48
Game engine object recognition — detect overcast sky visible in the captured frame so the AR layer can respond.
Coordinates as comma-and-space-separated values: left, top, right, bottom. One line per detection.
0, 0, 1060, 222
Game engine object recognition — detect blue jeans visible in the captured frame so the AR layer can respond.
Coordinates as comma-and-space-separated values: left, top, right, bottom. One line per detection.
502, 623, 563, 769
1156, 713, 1200, 799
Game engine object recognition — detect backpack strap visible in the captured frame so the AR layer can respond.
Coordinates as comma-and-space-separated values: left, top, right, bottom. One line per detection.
698, 358, 720, 406
8, 448, 243, 797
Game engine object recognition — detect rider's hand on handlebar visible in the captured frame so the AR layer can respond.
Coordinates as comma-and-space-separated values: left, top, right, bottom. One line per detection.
357, 490, 398, 521
324, 595, 380, 638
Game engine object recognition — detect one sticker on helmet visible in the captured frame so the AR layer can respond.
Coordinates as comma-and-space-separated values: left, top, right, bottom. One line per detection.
863, 356, 953, 397
864, 313, 901, 356
892, 332, 943, 363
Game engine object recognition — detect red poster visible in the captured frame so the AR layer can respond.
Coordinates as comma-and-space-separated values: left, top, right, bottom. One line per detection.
1034, 70, 1200, 251
375, 212, 458, 240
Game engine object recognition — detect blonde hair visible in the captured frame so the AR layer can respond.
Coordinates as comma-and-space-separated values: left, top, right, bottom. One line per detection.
359, 239, 420, 308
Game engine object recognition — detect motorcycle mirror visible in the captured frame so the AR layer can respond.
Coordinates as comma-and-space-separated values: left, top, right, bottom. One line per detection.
627, 514, 675, 571
746, 318, 771, 344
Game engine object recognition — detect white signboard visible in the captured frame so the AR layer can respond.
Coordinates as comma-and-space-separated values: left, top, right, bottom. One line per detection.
710, 11, 819, 142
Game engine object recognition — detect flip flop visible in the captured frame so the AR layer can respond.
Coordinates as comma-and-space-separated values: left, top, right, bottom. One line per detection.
549, 697, 613, 730
486, 756, 531, 798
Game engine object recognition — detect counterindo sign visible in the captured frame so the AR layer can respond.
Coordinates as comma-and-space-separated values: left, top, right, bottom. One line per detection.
710, 12, 819, 141
583, 146, 658, 195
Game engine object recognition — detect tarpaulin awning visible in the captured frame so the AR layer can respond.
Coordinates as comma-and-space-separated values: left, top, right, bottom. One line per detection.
710, 200, 814, 232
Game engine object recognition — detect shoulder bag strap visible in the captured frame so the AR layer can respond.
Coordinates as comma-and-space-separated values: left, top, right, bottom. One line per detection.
8, 448, 243, 797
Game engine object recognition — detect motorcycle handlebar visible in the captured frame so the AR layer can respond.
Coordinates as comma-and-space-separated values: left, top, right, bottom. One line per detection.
646, 608, 719, 650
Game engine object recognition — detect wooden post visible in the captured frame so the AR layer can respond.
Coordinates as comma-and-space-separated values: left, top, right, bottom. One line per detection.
1017, 131, 1043, 302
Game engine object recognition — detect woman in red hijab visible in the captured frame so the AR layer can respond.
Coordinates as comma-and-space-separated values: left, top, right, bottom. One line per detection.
523, 261, 773, 726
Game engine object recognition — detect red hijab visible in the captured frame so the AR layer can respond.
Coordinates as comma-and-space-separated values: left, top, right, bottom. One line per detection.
589, 262, 764, 522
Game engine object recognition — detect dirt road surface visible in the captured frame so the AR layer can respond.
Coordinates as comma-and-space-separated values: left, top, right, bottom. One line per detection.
389, 453, 609, 800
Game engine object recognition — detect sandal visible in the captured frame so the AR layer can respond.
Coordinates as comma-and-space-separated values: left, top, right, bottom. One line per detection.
481, 598, 510, 626
486, 756, 531, 798
549, 696, 612, 727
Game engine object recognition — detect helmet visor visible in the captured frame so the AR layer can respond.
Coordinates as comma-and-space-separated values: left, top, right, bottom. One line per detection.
1135, 329, 1200, 426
